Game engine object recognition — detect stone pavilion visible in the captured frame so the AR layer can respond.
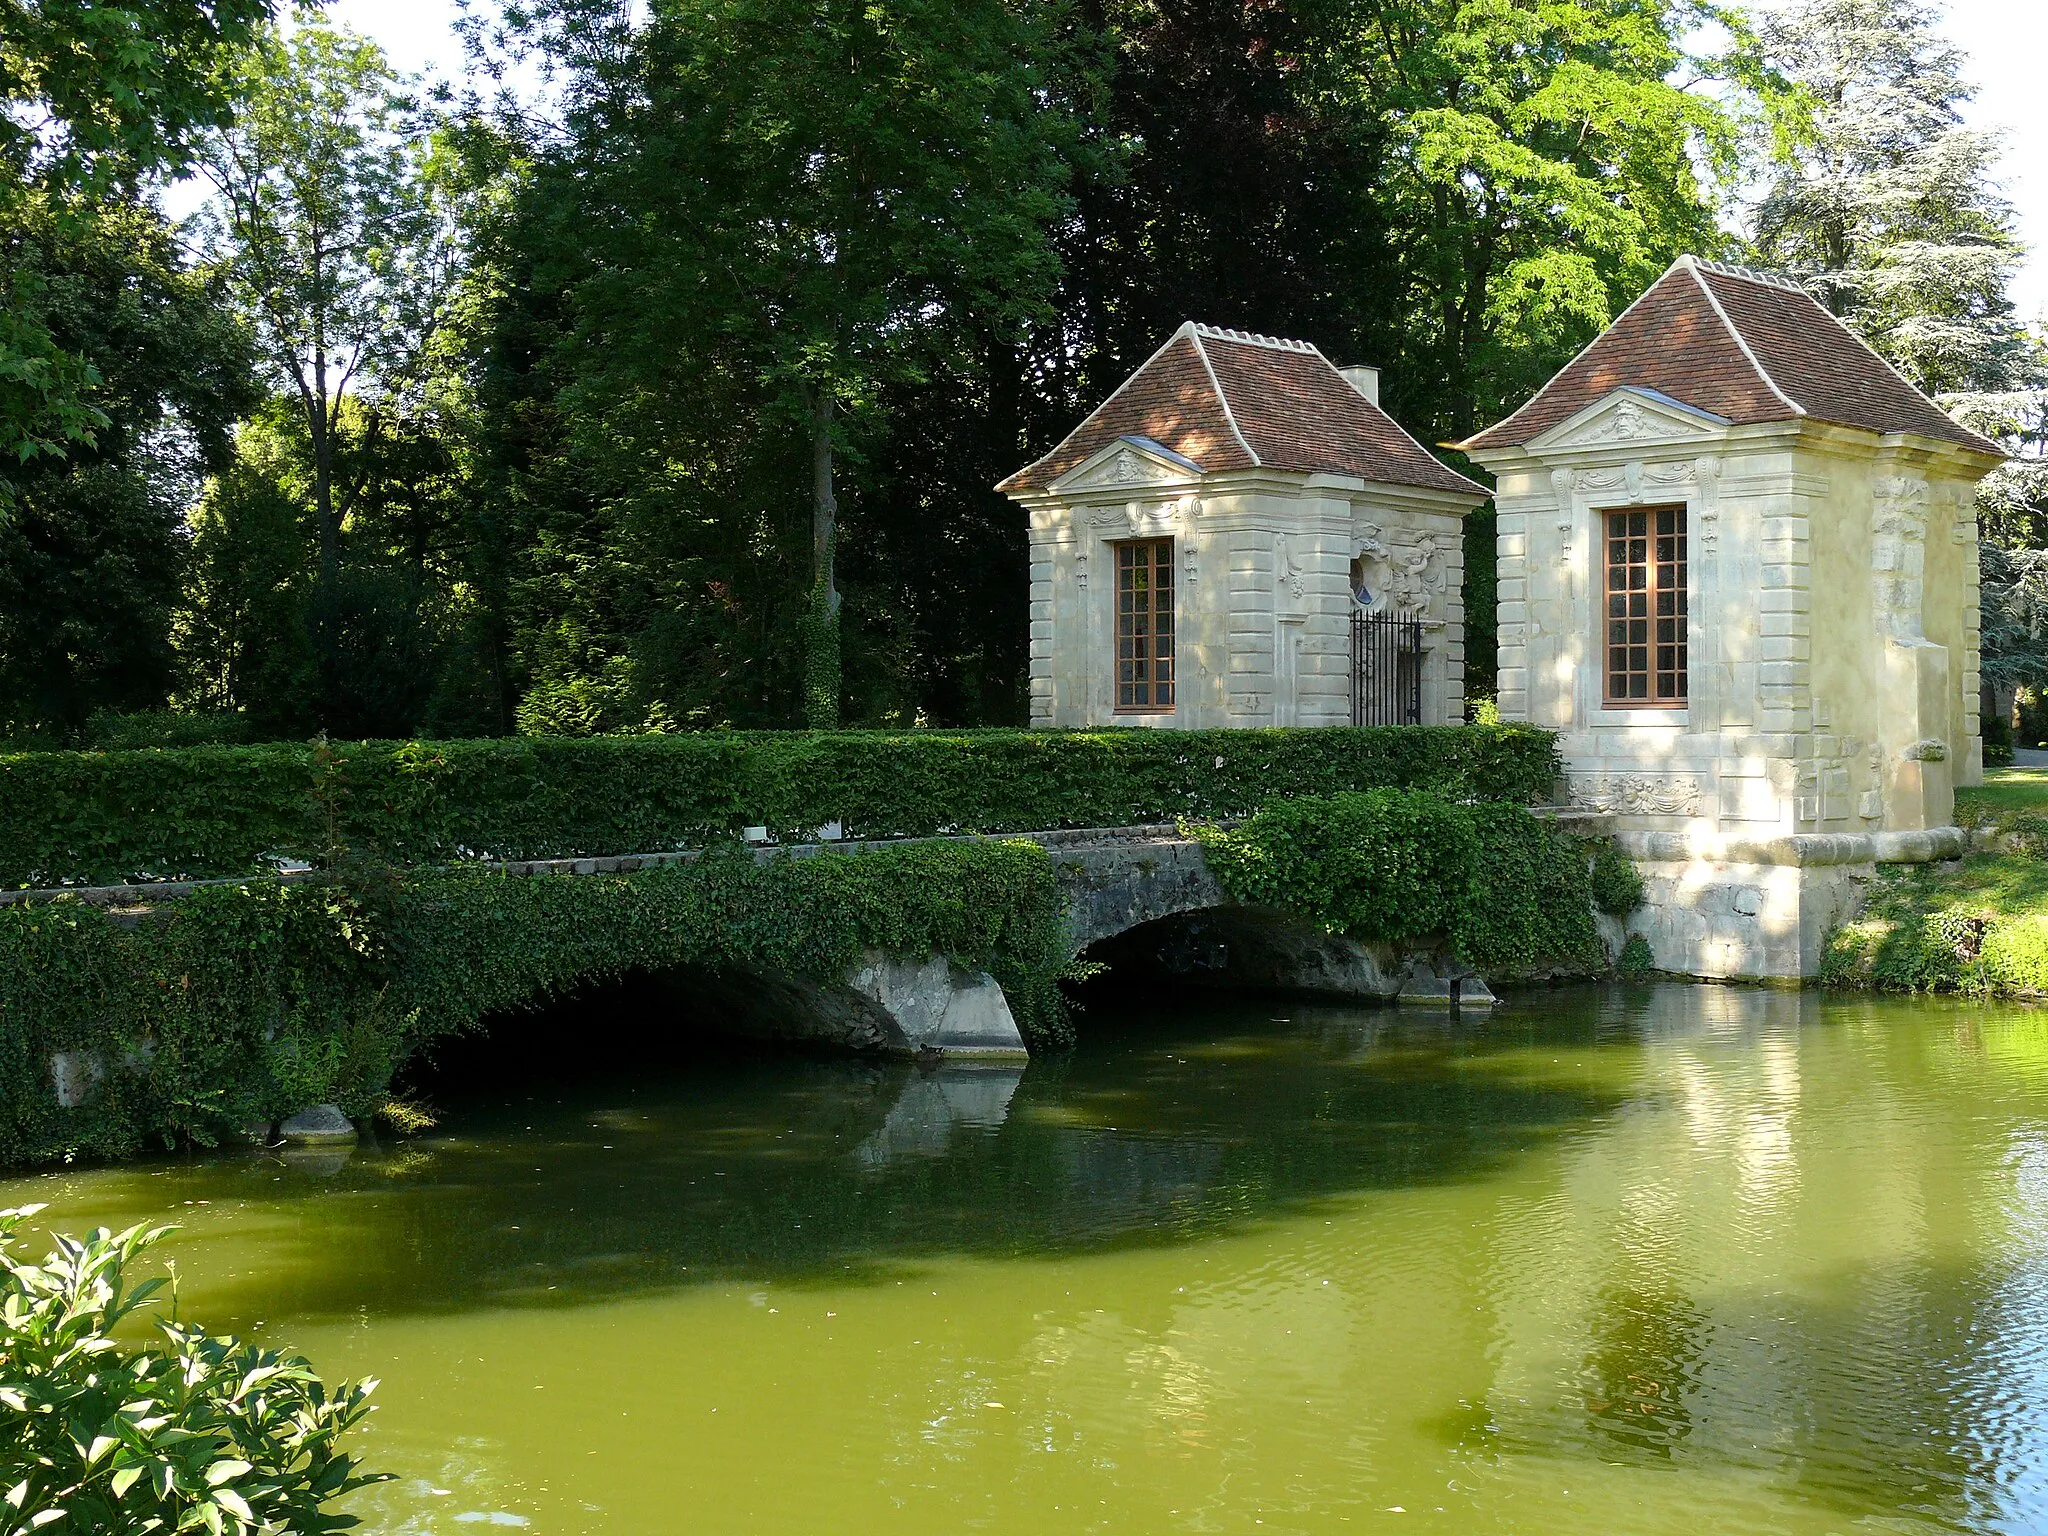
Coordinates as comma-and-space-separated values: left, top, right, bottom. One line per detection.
1459, 255, 2008, 977
998, 323, 1489, 729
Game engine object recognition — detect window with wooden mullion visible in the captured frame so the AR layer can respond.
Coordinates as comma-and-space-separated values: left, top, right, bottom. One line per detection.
1114, 538, 1175, 713
1603, 506, 1687, 707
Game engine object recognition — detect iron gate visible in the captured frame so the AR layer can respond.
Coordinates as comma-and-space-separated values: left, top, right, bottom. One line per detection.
1350, 610, 1423, 726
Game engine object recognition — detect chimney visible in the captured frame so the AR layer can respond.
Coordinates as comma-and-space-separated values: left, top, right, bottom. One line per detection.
1341, 365, 1380, 406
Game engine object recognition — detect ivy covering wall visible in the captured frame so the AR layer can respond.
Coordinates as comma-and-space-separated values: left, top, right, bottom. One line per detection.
1194, 790, 1607, 976
0, 840, 1068, 1167
0, 725, 1561, 889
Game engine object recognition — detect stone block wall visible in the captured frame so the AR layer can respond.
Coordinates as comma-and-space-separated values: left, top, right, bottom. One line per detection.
1016, 455, 1475, 730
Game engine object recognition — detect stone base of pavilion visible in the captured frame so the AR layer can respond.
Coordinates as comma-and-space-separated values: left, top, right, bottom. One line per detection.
1591, 824, 1968, 980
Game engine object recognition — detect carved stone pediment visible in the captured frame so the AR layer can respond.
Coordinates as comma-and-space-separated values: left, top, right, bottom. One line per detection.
1052, 436, 1201, 494
1530, 388, 1730, 452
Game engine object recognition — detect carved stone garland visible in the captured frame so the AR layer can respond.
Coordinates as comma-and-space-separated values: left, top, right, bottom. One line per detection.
1871, 474, 1930, 642
1568, 774, 1705, 817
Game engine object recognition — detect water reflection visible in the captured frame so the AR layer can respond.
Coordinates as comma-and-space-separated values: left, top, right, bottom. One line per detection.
6, 984, 2048, 1536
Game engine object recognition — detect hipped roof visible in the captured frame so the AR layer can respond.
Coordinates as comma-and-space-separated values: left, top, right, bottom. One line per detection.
998, 323, 1485, 498
1459, 256, 2003, 456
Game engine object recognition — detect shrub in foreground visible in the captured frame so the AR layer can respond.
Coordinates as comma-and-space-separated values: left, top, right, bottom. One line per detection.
0, 1206, 387, 1534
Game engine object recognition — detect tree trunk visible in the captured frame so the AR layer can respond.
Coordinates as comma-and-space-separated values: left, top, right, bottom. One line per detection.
306, 341, 341, 731
311, 339, 338, 596
803, 384, 842, 729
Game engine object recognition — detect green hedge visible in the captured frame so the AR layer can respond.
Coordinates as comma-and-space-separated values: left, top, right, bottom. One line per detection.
1193, 789, 1604, 975
0, 839, 1068, 1168
0, 725, 1560, 889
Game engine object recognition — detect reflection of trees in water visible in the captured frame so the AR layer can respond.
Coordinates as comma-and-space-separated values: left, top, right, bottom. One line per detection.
39, 984, 2048, 1532
132, 1000, 1622, 1323
1474, 984, 2048, 1533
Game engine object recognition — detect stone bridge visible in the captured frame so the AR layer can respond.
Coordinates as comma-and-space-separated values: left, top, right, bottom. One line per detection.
720, 826, 1491, 1059
14, 825, 1489, 1076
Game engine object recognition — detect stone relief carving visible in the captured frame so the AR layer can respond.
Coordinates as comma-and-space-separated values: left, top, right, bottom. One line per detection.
1693, 455, 1721, 555
1275, 532, 1306, 602
1556, 395, 1711, 447
1549, 469, 1575, 568
1567, 774, 1705, 816
1871, 474, 1930, 641
1074, 446, 1178, 489
1551, 455, 1720, 562
1074, 494, 1202, 588
1938, 483, 1975, 544
1354, 523, 1447, 616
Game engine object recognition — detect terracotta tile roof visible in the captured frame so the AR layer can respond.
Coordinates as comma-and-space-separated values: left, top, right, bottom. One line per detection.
998, 324, 1485, 498
1460, 257, 2002, 456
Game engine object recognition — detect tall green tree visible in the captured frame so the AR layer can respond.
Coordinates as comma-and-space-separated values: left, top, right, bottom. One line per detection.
0, 195, 257, 737
525, 0, 1080, 726
0, 0, 272, 493
1752, 0, 2031, 397
1751, 0, 2048, 726
195, 21, 462, 643
1316, 0, 1758, 438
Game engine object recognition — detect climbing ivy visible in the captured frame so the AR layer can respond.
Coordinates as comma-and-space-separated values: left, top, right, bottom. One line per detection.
0, 725, 1561, 889
1587, 838, 1645, 917
1193, 790, 1605, 975
0, 839, 1069, 1168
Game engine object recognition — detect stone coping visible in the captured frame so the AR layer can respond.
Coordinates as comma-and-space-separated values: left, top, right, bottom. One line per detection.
1613, 827, 1968, 867
0, 824, 1200, 911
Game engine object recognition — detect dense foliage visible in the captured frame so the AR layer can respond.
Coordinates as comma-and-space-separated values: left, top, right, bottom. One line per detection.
1822, 858, 2048, 997
0, 1206, 386, 1533
6, 0, 1777, 740
0, 193, 257, 740
1193, 790, 1604, 975
0, 0, 271, 490
0, 724, 1560, 889
1588, 838, 1646, 917
0, 838, 1068, 1166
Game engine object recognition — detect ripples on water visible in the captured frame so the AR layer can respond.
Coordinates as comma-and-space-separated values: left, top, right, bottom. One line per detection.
9, 983, 2048, 1535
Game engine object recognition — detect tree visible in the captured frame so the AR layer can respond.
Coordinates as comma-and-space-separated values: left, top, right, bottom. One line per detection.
1956, 384, 2048, 724
1318, 0, 1761, 439
0, 193, 256, 739
1751, 0, 2048, 734
1752, 0, 2032, 397
0, 0, 272, 492
195, 22, 462, 680
524, 0, 1079, 726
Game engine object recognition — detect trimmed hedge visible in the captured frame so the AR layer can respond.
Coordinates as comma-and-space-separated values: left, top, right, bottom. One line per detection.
1193, 789, 1605, 976
0, 839, 1069, 1168
0, 725, 1560, 889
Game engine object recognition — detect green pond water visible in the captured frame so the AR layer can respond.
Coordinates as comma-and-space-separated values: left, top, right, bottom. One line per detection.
9, 982, 2048, 1535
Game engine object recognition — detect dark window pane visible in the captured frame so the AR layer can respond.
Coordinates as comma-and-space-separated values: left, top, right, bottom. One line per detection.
1113, 538, 1174, 711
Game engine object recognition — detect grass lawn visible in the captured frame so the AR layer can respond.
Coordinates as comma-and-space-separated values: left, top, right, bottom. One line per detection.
1824, 767, 2048, 996
1957, 764, 2048, 823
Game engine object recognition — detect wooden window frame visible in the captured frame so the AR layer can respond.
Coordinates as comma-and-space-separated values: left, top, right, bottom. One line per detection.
1112, 536, 1175, 714
1601, 504, 1688, 709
